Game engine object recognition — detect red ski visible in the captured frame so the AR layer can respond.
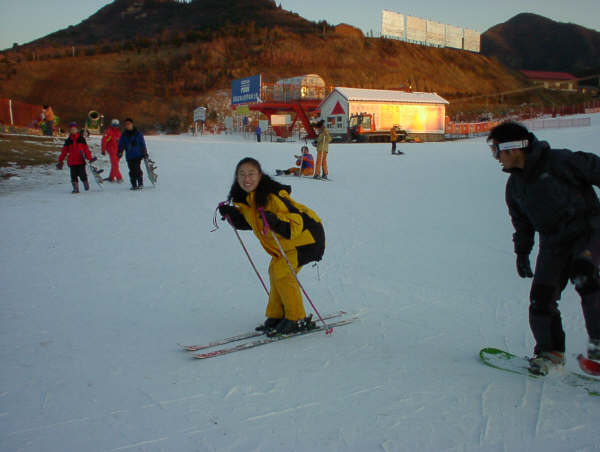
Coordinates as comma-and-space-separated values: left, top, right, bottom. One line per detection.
577, 354, 600, 376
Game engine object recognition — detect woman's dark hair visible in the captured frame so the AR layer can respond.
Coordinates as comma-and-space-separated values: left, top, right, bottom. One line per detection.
227, 157, 290, 206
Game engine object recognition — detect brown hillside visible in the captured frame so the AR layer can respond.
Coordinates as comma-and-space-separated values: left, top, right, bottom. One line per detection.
482, 13, 600, 73
1, 30, 527, 131
0, 0, 531, 131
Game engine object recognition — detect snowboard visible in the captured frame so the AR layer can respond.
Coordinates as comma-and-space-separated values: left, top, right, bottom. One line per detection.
87, 162, 104, 189
144, 156, 158, 186
479, 347, 600, 396
578, 354, 600, 376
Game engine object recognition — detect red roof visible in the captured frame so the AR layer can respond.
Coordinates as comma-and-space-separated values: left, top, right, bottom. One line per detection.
520, 70, 577, 81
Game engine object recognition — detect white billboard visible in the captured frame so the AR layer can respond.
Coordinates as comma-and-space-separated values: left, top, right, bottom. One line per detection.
445, 24, 463, 49
426, 20, 445, 46
406, 15, 427, 43
381, 10, 405, 39
463, 28, 480, 52
271, 115, 291, 126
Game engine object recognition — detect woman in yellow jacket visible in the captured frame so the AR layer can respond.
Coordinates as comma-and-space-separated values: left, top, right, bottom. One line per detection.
219, 157, 325, 336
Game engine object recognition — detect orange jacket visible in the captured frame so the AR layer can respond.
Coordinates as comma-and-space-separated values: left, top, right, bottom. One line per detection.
43, 107, 55, 122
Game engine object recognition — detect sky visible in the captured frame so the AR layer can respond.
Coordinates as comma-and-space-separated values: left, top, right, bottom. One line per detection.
1, 0, 599, 51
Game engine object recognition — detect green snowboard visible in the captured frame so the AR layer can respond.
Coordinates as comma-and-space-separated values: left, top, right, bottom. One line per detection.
479, 347, 600, 396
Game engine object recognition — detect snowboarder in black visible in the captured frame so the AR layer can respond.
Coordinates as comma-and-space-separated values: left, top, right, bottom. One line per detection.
489, 121, 600, 375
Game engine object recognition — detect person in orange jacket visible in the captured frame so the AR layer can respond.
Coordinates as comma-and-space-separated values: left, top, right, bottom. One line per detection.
275, 146, 315, 177
57, 122, 96, 193
41, 105, 55, 136
101, 119, 123, 183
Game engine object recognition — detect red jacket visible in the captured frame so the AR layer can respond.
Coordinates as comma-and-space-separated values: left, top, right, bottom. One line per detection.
59, 133, 92, 166
102, 126, 121, 155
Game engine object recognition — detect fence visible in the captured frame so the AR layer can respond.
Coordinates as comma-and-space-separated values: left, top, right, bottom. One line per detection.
446, 116, 592, 139
522, 117, 591, 130
0, 98, 42, 128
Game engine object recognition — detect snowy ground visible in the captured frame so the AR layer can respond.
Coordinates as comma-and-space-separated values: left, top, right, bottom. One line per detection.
1, 118, 600, 452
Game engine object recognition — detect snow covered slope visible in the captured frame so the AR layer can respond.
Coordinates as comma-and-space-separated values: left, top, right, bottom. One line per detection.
1, 119, 600, 452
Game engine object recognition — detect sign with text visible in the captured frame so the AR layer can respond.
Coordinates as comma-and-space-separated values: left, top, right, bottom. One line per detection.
231, 74, 262, 105
193, 107, 206, 122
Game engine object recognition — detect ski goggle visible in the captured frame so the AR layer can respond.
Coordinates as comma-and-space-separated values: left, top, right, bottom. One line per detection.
488, 140, 529, 159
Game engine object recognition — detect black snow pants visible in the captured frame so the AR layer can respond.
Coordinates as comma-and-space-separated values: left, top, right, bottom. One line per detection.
529, 231, 600, 354
69, 164, 88, 183
127, 157, 144, 188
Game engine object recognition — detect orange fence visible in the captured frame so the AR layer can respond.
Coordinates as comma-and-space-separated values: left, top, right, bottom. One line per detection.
0, 98, 42, 128
445, 120, 503, 137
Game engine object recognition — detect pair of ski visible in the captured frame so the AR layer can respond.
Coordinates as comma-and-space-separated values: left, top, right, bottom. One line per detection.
480, 348, 600, 396
179, 310, 355, 360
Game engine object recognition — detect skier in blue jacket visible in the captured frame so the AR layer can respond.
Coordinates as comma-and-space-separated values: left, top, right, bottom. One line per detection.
118, 118, 148, 190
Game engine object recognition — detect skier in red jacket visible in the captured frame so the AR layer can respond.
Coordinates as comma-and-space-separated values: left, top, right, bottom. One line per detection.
57, 122, 96, 193
101, 119, 123, 182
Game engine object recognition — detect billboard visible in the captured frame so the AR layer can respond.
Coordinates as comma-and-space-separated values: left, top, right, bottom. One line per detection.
426, 20, 445, 47
380, 9, 480, 53
445, 24, 463, 49
406, 16, 427, 43
463, 28, 480, 52
231, 74, 261, 105
381, 10, 405, 39
271, 115, 291, 126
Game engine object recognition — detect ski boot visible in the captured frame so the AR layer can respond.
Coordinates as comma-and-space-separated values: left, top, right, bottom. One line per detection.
275, 170, 284, 176
266, 315, 316, 337
588, 339, 600, 361
528, 351, 565, 376
71, 181, 79, 194
313, 174, 321, 180
83, 180, 90, 191
255, 317, 282, 332
321, 174, 328, 180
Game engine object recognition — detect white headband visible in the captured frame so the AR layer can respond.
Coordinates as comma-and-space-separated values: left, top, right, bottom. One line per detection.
496, 140, 529, 151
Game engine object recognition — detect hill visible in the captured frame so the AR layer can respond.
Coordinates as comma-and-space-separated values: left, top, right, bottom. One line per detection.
482, 13, 600, 74
29, 0, 321, 46
0, 1, 547, 131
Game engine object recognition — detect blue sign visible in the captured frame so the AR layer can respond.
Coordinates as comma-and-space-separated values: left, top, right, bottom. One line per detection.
231, 74, 261, 105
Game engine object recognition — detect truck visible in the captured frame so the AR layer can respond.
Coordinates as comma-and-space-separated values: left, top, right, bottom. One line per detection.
348, 112, 407, 143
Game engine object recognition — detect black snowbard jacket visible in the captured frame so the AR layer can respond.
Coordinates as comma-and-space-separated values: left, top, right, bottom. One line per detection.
506, 138, 600, 254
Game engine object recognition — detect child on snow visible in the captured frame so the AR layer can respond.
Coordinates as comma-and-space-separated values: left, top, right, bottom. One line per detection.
118, 118, 148, 190
218, 157, 325, 336
56, 122, 96, 193
275, 146, 315, 177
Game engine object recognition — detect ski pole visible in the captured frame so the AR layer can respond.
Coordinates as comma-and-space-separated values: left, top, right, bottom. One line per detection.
215, 202, 270, 296
258, 208, 333, 334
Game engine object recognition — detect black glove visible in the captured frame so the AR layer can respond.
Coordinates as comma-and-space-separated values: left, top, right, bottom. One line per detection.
218, 204, 238, 220
56, 162, 63, 170
516, 254, 533, 278
262, 211, 291, 239
89, 156, 97, 163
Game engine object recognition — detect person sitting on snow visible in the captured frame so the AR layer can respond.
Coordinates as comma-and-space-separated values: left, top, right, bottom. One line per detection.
275, 146, 315, 177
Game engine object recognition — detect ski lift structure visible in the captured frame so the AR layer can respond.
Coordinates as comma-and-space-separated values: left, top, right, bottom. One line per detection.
246, 74, 332, 139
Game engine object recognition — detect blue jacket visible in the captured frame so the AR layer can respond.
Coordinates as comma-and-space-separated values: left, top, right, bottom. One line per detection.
118, 128, 147, 160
